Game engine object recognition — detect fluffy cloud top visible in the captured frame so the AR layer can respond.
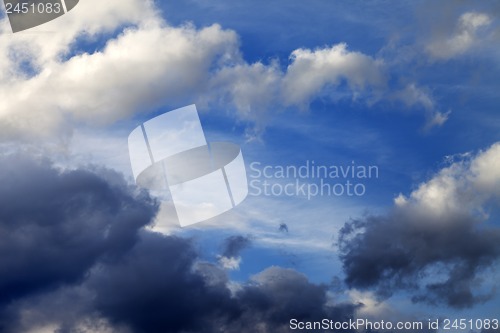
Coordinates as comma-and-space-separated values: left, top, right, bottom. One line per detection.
281, 44, 386, 106
0, 0, 449, 141
0, 3, 239, 138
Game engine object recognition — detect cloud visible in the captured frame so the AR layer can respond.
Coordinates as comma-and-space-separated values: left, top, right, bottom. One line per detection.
396, 142, 500, 216
0, 3, 239, 139
231, 267, 359, 333
206, 61, 282, 124
4, 233, 358, 333
281, 44, 386, 106
0, 0, 450, 142
347, 290, 435, 333
393, 83, 450, 130
210, 43, 449, 134
425, 12, 493, 60
88, 249, 359, 333
205, 43, 391, 137
0, 153, 361, 332
0, 152, 158, 330
221, 235, 252, 258
217, 235, 251, 270
338, 142, 500, 308
87, 232, 237, 333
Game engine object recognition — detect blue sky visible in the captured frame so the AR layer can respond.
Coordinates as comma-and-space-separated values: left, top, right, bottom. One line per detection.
0, 0, 499, 332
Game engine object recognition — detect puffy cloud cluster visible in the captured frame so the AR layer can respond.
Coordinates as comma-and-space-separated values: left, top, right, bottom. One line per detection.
338, 142, 500, 308
0, 0, 239, 139
395, 142, 500, 217
0, 0, 448, 141
281, 44, 386, 106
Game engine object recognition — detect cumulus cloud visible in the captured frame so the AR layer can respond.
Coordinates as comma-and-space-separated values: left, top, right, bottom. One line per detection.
338, 142, 500, 308
205, 43, 447, 133
0, 1, 239, 139
0, 0, 448, 141
281, 44, 386, 106
396, 142, 500, 216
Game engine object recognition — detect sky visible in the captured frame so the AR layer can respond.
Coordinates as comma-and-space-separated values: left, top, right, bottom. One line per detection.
0, 0, 499, 332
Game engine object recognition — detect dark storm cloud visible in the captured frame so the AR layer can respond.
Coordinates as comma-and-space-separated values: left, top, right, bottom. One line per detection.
337, 210, 500, 308
88, 232, 238, 333
88, 234, 358, 333
221, 235, 251, 258
0, 153, 158, 330
0, 153, 359, 333
233, 267, 358, 333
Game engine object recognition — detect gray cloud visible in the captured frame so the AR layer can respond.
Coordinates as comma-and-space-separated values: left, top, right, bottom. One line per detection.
0, 154, 157, 305
88, 242, 359, 333
88, 232, 237, 333
417, 0, 500, 60
338, 213, 500, 308
0, 153, 359, 332
7, 232, 358, 333
221, 235, 252, 258
0, 153, 157, 331
338, 143, 500, 309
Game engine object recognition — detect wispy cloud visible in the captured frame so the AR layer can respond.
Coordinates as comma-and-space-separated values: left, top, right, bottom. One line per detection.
425, 12, 493, 60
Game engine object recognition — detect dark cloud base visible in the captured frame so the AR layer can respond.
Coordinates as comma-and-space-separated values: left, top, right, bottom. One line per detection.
337, 210, 500, 309
0, 154, 357, 333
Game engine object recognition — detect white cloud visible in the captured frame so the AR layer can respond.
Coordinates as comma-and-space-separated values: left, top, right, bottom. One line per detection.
393, 83, 450, 130
470, 142, 500, 197
0, 4, 240, 138
218, 255, 242, 270
210, 44, 447, 131
0, 0, 156, 71
395, 142, 500, 219
348, 290, 393, 318
281, 44, 386, 106
206, 61, 282, 130
206, 43, 389, 133
425, 12, 492, 60
0, 0, 450, 141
